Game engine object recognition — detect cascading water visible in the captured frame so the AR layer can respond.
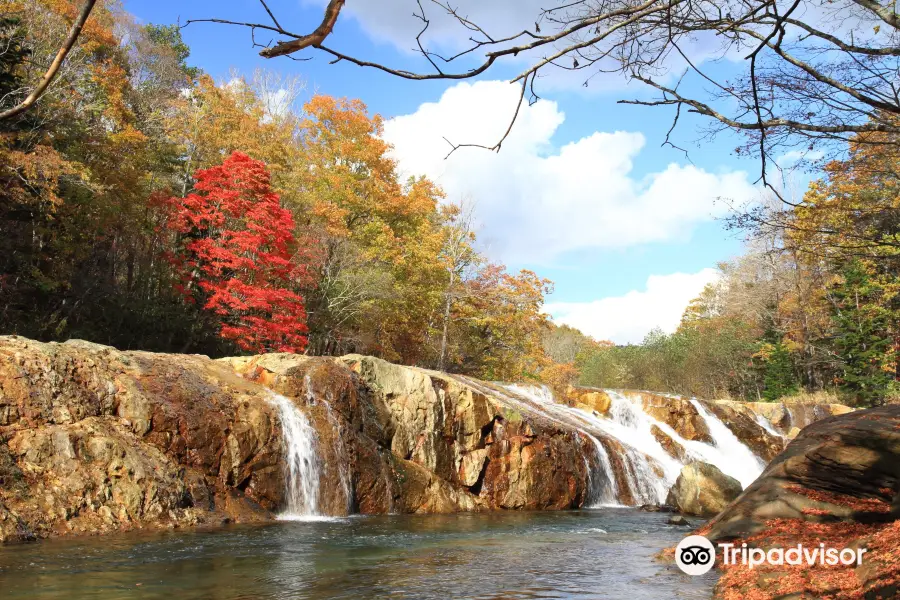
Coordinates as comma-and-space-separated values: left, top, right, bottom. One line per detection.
498, 384, 769, 507
503, 385, 674, 505
756, 414, 785, 439
689, 399, 766, 488
302, 374, 353, 512
584, 435, 620, 507
266, 391, 325, 520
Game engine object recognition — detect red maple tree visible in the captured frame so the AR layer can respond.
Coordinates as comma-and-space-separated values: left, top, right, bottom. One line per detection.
164, 151, 310, 353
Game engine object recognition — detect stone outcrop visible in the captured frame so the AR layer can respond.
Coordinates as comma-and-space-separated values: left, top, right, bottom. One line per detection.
0, 338, 591, 542
697, 406, 900, 600
0, 338, 290, 542
0, 334, 854, 546
633, 392, 714, 444
715, 399, 854, 437
666, 462, 743, 517
704, 402, 786, 462
562, 387, 611, 415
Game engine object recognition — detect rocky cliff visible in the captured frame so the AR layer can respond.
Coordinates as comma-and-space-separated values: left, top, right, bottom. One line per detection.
0, 338, 595, 542
0, 336, 846, 544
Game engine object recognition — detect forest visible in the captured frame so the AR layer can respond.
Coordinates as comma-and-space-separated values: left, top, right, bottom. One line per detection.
2, 1, 898, 406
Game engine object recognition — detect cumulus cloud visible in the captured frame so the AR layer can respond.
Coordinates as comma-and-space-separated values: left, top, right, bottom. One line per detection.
545, 269, 720, 344
382, 80, 757, 264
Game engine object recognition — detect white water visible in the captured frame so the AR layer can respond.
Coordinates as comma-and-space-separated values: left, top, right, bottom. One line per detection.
499, 384, 769, 506
266, 391, 327, 520
584, 434, 620, 507
503, 385, 676, 505
756, 413, 785, 438
265, 374, 770, 514
689, 399, 766, 488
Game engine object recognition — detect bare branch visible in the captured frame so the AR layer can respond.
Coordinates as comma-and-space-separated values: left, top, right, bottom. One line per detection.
260, 0, 345, 58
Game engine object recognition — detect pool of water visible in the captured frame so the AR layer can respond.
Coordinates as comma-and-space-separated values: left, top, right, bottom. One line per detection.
0, 508, 718, 599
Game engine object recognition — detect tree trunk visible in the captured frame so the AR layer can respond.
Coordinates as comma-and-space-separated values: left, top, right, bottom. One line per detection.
437, 270, 454, 371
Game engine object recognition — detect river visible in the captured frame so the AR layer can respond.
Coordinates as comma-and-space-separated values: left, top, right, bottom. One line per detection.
0, 509, 717, 599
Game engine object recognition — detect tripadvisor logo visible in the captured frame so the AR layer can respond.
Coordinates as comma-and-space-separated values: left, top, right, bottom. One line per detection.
675, 535, 716, 575
675, 534, 869, 576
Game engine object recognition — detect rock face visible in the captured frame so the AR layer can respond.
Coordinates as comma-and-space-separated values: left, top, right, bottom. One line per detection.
562, 387, 611, 415
0, 338, 591, 542
666, 462, 743, 517
0, 338, 290, 543
0, 334, 851, 545
715, 399, 853, 438
635, 392, 713, 444
698, 406, 900, 600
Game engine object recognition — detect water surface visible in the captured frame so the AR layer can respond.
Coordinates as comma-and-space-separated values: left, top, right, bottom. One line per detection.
0, 509, 718, 599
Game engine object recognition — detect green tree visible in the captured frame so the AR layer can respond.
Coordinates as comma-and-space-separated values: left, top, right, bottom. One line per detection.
829, 263, 897, 406
760, 342, 799, 401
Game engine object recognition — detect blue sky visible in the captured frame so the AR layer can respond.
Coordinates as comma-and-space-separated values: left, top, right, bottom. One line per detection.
124, 0, 776, 343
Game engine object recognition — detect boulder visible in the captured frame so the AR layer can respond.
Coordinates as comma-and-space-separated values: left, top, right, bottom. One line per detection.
703, 405, 900, 542
699, 406, 900, 600
666, 462, 743, 517
564, 387, 611, 415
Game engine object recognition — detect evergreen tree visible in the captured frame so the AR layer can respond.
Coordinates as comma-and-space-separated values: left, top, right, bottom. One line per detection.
829, 262, 896, 406
761, 342, 799, 401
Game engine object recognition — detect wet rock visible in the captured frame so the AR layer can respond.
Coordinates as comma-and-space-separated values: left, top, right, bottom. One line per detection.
634, 393, 713, 444
666, 462, 743, 517
563, 387, 611, 415
639, 503, 675, 513
650, 425, 689, 463
667, 515, 689, 526
703, 402, 785, 462
715, 399, 853, 437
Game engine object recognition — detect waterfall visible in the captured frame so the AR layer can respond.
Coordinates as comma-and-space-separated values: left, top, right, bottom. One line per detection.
584, 434, 620, 507
689, 399, 766, 488
496, 384, 769, 507
503, 385, 675, 505
266, 391, 325, 520
755, 414, 785, 439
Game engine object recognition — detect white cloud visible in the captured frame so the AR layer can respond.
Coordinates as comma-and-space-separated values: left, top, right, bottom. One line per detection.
304, 1, 733, 92
382, 80, 757, 264
545, 269, 720, 344
305, 0, 543, 51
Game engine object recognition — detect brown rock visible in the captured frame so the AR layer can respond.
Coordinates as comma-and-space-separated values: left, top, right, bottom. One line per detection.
666, 462, 743, 517
703, 402, 785, 462
704, 405, 900, 543
704, 406, 900, 600
651, 424, 690, 462
634, 392, 714, 444
564, 387, 612, 414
